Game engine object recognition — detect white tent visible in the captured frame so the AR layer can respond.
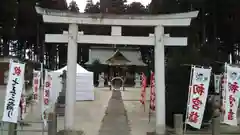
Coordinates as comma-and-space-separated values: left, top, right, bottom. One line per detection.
54, 64, 91, 74
53, 64, 94, 101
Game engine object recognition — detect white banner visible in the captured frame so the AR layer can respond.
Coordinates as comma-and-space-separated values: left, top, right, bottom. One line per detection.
41, 70, 52, 126
33, 70, 41, 102
214, 74, 222, 94
186, 67, 211, 129
2, 62, 25, 123
223, 65, 240, 126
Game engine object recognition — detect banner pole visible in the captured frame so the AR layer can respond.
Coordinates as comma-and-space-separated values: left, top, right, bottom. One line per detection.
40, 63, 45, 130
148, 74, 151, 123
40, 63, 43, 117
221, 63, 227, 123
184, 65, 194, 134
148, 71, 153, 123
148, 88, 151, 123
143, 74, 145, 112
144, 74, 146, 112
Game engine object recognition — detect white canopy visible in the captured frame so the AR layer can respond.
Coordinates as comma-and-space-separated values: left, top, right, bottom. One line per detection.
51, 64, 94, 101
54, 64, 92, 74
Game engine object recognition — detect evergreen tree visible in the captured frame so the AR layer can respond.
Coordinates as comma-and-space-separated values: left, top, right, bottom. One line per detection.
110, 0, 127, 13
85, 1, 100, 13
68, 0, 79, 13
0, 0, 18, 56
125, 2, 147, 14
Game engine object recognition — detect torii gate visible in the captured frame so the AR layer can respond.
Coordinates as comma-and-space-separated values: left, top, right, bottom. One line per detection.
36, 7, 198, 135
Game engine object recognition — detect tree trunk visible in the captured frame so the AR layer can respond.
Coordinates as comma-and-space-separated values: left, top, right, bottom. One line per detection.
3, 39, 9, 56
59, 45, 67, 68
202, 7, 206, 46
50, 44, 56, 70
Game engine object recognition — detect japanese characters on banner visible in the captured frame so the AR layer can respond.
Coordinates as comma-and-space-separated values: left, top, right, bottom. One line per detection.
2, 62, 25, 123
42, 70, 52, 126
150, 71, 156, 111
140, 73, 147, 105
33, 70, 41, 102
186, 67, 211, 129
223, 65, 240, 126
9, 60, 26, 120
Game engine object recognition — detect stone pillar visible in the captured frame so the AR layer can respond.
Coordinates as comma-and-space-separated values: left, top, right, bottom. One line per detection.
48, 105, 57, 135
8, 123, 17, 135
174, 114, 183, 135
134, 73, 141, 88
155, 25, 166, 135
212, 117, 220, 135
60, 70, 67, 97
98, 72, 105, 87
65, 23, 78, 130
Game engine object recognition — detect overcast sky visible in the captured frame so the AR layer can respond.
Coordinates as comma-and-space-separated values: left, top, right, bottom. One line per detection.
66, 0, 151, 12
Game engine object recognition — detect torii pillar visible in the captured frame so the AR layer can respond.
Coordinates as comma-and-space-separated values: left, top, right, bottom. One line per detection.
36, 6, 198, 135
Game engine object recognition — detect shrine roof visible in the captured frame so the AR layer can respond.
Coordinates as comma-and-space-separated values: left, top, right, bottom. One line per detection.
106, 50, 131, 65
85, 48, 146, 66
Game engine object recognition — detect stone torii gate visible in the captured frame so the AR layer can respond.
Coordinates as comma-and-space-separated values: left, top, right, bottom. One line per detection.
36, 7, 198, 135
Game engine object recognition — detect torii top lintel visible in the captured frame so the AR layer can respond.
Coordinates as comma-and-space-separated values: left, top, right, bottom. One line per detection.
35, 6, 198, 27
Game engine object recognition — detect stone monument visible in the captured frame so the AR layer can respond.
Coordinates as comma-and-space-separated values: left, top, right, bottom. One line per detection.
98, 72, 105, 87
57, 70, 66, 116
134, 73, 141, 88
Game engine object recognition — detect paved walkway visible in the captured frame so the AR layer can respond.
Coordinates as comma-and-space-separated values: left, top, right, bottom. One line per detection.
98, 90, 131, 135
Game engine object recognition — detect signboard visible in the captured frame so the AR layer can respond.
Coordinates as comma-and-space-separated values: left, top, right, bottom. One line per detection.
41, 70, 52, 126
223, 65, 240, 126
2, 62, 25, 123
186, 67, 211, 129
33, 70, 41, 102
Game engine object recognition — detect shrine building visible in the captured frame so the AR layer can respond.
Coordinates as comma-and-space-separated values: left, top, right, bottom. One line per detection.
85, 45, 146, 87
